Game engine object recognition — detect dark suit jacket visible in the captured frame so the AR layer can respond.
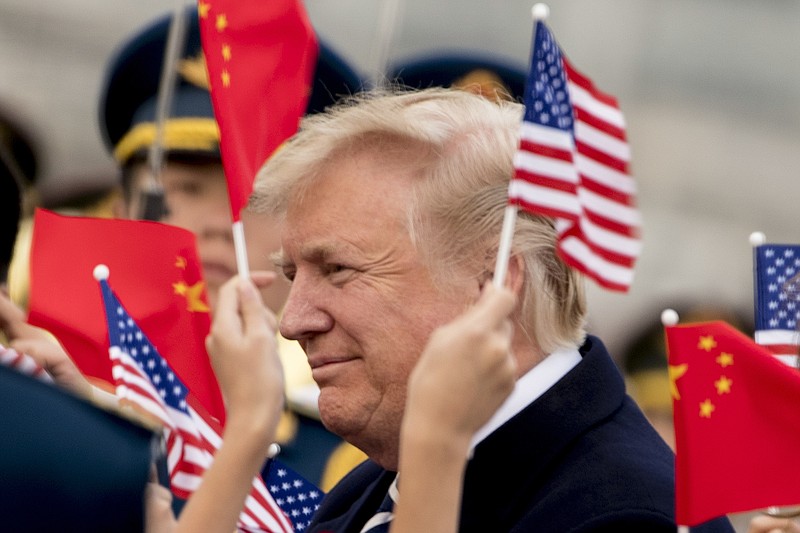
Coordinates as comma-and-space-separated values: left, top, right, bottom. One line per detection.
0, 364, 156, 532
307, 335, 735, 532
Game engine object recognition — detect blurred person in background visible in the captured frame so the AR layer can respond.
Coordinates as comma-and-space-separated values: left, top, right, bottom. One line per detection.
97, 6, 367, 490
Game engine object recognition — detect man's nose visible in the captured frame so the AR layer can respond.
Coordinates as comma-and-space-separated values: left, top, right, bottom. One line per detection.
279, 274, 334, 341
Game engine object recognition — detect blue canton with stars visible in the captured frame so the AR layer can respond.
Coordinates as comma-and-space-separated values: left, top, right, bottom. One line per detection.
101, 279, 191, 414
523, 20, 574, 133
755, 244, 800, 334
264, 458, 323, 531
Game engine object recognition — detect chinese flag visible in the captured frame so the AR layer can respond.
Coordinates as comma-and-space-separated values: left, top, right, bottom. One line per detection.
666, 320, 800, 525
197, 0, 318, 221
27, 209, 225, 421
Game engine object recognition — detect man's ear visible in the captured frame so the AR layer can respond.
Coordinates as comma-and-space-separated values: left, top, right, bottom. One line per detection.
505, 254, 525, 297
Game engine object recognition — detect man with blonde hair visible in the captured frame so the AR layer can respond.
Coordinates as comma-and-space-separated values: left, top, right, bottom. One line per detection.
249, 87, 734, 532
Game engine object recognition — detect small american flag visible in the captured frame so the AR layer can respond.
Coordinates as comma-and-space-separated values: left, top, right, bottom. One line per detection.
508, 19, 641, 292
99, 277, 312, 532
754, 243, 800, 362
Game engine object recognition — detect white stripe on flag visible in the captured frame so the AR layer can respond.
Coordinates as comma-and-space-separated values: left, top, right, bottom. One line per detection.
508, 180, 582, 217
167, 434, 182, 472
574, 120, 630, 162
577, 216, 642, 258
559, 235, 635, 287
755, 330, 800, 346
182, 443, 214, 470
171, 471, 204, 493
568, 81, 626, 129
189, 406, 224, 450
574, 153, 636, 195
513, 151, 580, 184
169, 407, 203, 440
578, 188, 642, 227
243, 492, 293, 533
776, 355, 800, 367
113, 364, 165, 401
116, 384, 172, 426
518, 120, 576, 150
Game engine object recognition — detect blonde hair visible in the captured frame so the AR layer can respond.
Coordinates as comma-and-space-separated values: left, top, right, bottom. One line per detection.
249, 87, 586, 353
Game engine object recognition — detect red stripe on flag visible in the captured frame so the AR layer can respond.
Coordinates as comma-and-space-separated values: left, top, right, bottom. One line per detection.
574, 108, 627, 142
518, 139, 573, 162
513, 197, 581, 224
514, 168, 580, 194
560, 223, 637, 267
575, 140, 628, 174
563, 60, 619, 109
582, 211, 639, 241
578, 175, 635, 207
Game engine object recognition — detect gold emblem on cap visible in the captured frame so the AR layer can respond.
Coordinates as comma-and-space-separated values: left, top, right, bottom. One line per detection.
178, 53, 211, 90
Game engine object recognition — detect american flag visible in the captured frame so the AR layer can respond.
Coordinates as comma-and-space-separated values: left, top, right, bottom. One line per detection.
99, 277, 318, 532
0, 344, 53, 384
753, 244, 800, 363
508, 19, 641, 292
263, 459, 323, 531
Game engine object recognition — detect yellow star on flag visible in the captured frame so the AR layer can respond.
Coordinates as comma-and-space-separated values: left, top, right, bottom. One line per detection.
216, 13, 228, 32
668, 363, 688, 400
198, 1, 211, 19
173, 281, 188, 296
698, 335, 717, 351
173, 281, 210, 312
716, 352, 734, 368
699, 399, 715, 418
714, 375, 732, 395
221, 70, 231, 88
222, 44, 231, 61
175, 256, 187, 269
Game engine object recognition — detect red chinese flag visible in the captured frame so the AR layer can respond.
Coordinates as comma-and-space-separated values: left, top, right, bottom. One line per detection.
197, 0, 318, 221
27, 209, 225, 421
666, 320, 800, 525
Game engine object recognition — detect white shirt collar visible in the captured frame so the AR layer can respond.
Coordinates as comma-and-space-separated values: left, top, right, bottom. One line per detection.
468, 347, 582, 454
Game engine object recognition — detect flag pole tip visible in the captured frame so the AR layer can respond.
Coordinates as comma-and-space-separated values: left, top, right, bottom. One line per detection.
532, 3, 550, 21
749, 231, 766, 247
661, 308, 679, 326
267, 442, 281, 458
93, 264, 110, 281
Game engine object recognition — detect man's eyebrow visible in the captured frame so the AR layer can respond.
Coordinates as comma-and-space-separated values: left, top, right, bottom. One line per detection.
269, 251, 287, 268
270, 243, 346, 269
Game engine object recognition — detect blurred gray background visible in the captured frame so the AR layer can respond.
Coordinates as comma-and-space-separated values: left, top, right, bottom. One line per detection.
0, 0, 798, 358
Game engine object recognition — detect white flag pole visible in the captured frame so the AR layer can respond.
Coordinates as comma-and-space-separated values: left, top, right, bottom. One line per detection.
492, 4, 549, 289
232, 220, 250, 280
660, 308, 685, 533
492, 205, 518, 288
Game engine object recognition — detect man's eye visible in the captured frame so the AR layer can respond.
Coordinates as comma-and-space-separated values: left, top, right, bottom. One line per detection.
282, 268, 296, 282
325, 264, 354, 281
